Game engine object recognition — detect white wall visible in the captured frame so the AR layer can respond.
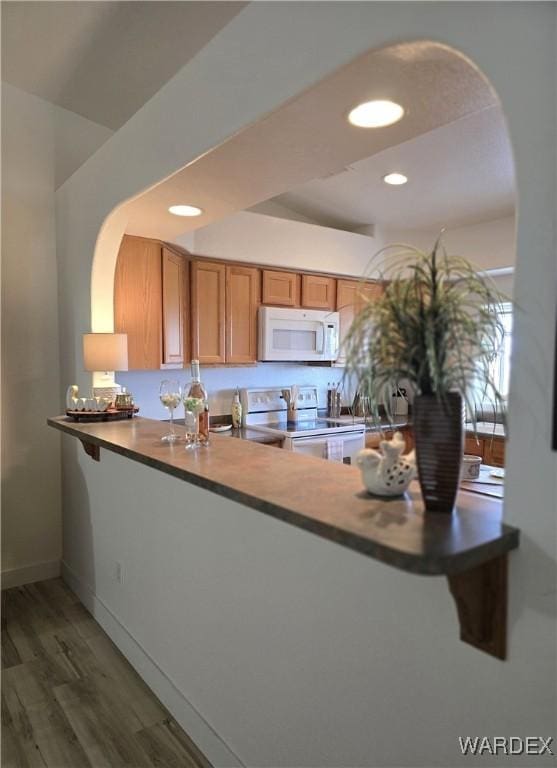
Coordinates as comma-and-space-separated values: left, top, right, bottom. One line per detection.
184, 209, 380, 275
62, 446, 547, 768
1, 83, 112, 587
118, 364, 345, 419
379, 215, 516, 295
55, 4, 556, 766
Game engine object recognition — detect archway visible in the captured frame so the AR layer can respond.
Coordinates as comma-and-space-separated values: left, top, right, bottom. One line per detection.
90, 39, 516, 405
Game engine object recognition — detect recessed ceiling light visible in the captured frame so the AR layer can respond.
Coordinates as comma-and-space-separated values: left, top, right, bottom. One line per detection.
168, 204, 203, 217
383, 172, 408, 186
348, 100, 404, 128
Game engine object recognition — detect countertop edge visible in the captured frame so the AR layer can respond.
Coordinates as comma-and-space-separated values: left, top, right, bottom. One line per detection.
48, 417, 520, 577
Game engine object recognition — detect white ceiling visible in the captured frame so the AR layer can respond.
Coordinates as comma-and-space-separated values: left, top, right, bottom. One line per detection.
122, 40, 505, 241
1, 1, 246, 129
269, 105, 515, 231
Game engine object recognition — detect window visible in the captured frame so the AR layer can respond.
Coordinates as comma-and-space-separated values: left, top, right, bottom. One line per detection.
488, 302, 513, 397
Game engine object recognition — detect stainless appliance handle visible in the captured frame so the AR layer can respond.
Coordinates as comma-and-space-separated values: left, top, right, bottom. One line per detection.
316, 322, 325, 354
290, 431, 364, 447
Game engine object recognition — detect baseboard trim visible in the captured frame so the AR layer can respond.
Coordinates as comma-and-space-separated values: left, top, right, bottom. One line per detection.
1, 559, 60, 589
61, 561, 242, 768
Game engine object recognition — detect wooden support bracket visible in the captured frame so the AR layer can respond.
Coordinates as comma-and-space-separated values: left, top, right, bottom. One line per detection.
80, 440, 100, 462
448, 553, 508, 660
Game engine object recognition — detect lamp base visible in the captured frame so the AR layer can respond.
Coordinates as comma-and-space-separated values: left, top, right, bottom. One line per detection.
93, 384, 122, 401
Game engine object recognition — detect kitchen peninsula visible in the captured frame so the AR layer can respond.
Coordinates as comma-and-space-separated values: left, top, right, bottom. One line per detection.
49, 414, 519, 660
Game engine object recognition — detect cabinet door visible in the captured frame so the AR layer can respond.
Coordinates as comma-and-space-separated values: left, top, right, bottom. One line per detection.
464, 435, 484, 458
365, 432, 382, 449
161, 248, 184, 367
335, 279, 383, 364
402, 427, 414, 453
484, 437, 505, 467
262, 270, 300, 306
226, 265, 260, 363
360, 281, 384, 305
301, 274, 336, 310
336, 279, 358, 364
114, 235, 162, 370
191, 260, 226, 364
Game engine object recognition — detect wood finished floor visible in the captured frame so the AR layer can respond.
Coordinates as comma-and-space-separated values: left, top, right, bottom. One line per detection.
1, 579, 212, 768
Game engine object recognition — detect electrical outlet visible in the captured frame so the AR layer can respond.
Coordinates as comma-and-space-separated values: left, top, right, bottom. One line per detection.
115, 561, 124, 584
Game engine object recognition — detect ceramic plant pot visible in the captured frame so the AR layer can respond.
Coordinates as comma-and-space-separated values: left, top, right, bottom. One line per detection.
413, 392, 464, 513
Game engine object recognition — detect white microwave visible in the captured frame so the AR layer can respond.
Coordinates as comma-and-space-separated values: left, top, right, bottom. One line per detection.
258, 306, 340, 362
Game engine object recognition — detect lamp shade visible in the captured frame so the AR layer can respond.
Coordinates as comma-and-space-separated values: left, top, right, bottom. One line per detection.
83, 333, 128, 372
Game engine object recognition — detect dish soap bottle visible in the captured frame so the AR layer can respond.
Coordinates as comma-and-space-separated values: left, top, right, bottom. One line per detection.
231, 388, 242, 429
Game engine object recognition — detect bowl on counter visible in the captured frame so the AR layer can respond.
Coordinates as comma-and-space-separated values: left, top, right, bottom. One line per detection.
461, 454, 481, 480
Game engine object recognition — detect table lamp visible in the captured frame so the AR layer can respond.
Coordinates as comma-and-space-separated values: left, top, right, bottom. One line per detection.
83, 333, 128, 400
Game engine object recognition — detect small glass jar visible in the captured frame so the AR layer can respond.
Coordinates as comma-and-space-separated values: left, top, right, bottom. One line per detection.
115, 391, 133, 409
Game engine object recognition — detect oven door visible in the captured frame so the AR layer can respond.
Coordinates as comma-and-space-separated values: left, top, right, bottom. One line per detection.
286, 431, 365, 464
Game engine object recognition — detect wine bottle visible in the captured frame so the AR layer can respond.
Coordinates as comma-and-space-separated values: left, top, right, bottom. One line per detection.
186, 360, 209, 444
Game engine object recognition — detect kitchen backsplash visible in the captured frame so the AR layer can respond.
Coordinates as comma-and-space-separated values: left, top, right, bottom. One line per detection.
118, 364, 346, 420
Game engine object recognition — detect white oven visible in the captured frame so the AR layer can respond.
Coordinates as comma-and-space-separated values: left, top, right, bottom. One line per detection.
258, 307, 339, 362
283, 430, 365, 464
242, 386, 365, 464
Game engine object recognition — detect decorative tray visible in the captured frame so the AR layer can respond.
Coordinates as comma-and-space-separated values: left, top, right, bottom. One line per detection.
66, 407, 139, 423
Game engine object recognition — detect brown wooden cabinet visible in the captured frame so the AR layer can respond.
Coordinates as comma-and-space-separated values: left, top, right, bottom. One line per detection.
464, 435, 484, 457
226, 265, 260, 363
483, 437, 506, 467
301, 274, 336, 310
191, 260, 226, 364
464, 433, 505, 467
336, 279, 383, 364
191, 260, 260, 364
161, 247, 186, 367
366, 426, 413, 451
114, 236, 189, 370
262, 270, 300, 307
115, 237, 387, 370
336, 279, 358, 363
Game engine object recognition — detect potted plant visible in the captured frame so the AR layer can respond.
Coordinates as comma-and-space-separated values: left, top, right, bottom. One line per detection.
343, 236, 506, 513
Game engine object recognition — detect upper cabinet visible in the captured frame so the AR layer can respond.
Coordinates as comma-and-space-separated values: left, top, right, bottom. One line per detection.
114, 235, 382, 370
161, 247, 187, 367
191, 260, 260, 365
191, 260, 226, 364
226, 265, 260, 364
114, 235, 189, 370
262, 269, 338, 310
262, 270, 300, 307
301, 274, 336, 310
336, 279, 384, 365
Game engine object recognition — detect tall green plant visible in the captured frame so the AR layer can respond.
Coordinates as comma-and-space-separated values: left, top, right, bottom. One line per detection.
343, 237, 508, 427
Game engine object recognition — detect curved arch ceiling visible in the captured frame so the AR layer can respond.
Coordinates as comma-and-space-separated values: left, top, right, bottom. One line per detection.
120, 41, 511, 241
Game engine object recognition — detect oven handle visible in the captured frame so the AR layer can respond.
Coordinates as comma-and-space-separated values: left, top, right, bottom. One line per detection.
316, 322, 325, 354
290, 432, 364, 448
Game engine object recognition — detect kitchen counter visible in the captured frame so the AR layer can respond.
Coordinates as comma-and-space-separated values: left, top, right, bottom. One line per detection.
465, 421, 506, 439
214, 426, 283, 445
48, 415, 518, 577
171, 418, 283, 445
317, 412, 409, 433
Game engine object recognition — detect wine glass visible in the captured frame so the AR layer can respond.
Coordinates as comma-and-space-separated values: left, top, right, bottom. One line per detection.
159, 380, 181, 443
182, 394, 204, 450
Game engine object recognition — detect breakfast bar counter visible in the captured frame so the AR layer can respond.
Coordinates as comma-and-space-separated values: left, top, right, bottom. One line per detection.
48, 415, 518, 576
49, 415, 519, 659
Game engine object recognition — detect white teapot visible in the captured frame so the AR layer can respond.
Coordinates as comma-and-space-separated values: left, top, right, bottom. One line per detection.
356, 431, 416, 496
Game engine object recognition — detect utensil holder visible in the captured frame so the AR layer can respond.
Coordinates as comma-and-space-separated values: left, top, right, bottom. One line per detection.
327, 392, 341, 418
